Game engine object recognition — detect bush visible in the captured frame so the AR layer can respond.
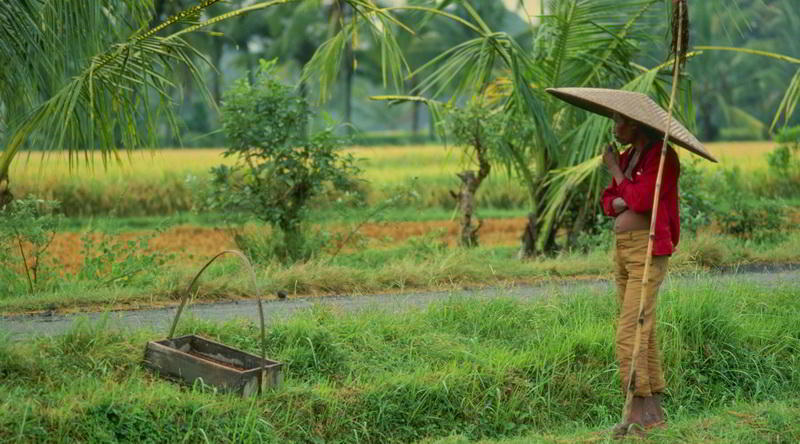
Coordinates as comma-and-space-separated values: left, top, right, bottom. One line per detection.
715, 198, 787, 243
0, 197, 62, 294
207, 59, 361, 262
679, 158, 714, 235
763, 125, 800, 197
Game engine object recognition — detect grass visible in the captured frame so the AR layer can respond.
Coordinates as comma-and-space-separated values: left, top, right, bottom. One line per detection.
2, 275, 799, 442
57, 207, 531, 233
8, 142, 781, 216
2, 230, 799, 315
427, 400, 800, 442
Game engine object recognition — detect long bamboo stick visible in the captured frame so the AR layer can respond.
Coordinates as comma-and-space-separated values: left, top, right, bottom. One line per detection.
621, 0, 685, 427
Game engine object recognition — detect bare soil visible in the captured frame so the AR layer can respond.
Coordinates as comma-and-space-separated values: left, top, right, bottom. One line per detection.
36, 218, 530, 273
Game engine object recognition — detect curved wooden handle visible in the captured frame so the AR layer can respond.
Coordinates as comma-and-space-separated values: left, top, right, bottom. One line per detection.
167, 249, 267, 362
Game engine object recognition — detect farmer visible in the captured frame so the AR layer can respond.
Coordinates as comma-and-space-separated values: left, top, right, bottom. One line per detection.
601, 112, 679, 433
545, 87, 718, 437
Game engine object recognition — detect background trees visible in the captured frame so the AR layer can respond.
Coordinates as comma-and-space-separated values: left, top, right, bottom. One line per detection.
1, 0, 798, 258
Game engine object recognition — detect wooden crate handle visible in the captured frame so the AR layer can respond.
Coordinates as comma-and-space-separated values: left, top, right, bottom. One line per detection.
167, 250, 267, 362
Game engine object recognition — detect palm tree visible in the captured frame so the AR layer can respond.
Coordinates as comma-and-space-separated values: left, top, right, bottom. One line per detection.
375, 0, 800, 257
0, 0, 411, 206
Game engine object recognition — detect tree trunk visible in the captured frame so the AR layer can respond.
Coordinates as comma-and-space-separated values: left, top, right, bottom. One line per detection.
299, 80, 309, 138
518, 210, 538, 259
453, 171, 481, 247
0, 175, 13, 208
518, 183, 559, 258
453, 141, 490, 248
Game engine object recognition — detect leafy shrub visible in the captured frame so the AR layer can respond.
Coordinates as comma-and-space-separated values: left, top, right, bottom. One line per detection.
571, 212, 614, 252
207, 59, 361, 262
684, 235, 727, 268
705, 167, 788, 243
679, 158, 714, 235
0, 197, 62, 294
73, 229, 175, 287
764, 125, 800, 197
715, 198, 787, 243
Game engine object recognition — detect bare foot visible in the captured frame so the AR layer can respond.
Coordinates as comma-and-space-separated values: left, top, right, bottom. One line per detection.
611, 396, 648, 439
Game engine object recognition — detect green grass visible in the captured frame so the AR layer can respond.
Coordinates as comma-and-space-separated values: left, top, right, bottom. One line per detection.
2, 231, 800, 314
427, 400, 800, 442
2, 275, 799, 442
10, 142, 790, 217
57, 207, 531, 233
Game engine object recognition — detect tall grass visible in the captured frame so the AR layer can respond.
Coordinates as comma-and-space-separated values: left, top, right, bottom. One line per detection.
9, 142, 780, 216
1, 276, 799, 442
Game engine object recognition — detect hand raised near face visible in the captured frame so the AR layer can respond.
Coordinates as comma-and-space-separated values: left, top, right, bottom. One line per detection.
602, 144, 620, 171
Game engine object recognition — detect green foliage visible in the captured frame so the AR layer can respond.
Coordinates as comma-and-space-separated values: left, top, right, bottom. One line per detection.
710, 168, 788, 243
3, 278, 800, 442
764, 125, 800, 196
679, 158, 715, 235
715, 198, 788, 243
73, 229, 175, 288
208, 59, 361, 261
776, 125, 800, 146
0, 197, 62, 294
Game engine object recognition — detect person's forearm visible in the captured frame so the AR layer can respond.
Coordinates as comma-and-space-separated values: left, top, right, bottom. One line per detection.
612, 197, 628, 214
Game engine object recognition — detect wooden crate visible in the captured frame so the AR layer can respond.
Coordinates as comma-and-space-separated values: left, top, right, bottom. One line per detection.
144, 334, 282, 397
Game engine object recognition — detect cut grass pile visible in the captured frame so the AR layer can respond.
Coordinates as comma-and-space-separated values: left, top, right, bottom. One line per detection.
1, 275, 799, 442
8, 142, 779, 216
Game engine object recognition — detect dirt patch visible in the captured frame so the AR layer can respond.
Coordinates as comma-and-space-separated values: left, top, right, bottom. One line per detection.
29, 218, 528, 274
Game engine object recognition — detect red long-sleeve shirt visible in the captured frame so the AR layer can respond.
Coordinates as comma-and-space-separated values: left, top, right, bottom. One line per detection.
602, 141, 681, 256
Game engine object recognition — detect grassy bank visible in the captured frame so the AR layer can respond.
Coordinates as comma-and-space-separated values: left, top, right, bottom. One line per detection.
2, 230, 799, 315
2, 275, 799, 442
429, 400, 800, 443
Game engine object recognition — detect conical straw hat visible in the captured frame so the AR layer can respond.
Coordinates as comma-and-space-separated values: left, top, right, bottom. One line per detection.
546, 87, 718, 163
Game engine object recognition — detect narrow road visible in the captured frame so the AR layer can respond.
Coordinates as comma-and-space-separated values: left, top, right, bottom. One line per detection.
2, 267, 799, 340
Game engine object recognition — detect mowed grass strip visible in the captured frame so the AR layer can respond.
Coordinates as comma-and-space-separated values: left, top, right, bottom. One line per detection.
1, 275, 799, 442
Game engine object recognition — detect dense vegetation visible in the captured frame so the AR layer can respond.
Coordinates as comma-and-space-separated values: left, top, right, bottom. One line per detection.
2, 1, 799, 441
2, 275, 799, 442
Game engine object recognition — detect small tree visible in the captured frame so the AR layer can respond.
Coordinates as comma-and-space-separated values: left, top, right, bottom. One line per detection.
445, 97, 534, 247
0, 198, 62, 294
208, 60, 360, 261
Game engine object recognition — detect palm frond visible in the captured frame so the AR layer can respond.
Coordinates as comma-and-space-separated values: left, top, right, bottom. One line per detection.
0, 0, 227, 176
771, 67, 800, 131
301, 1, 413, 102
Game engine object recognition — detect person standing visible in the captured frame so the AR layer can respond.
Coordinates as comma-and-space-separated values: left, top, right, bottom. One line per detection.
601, 112, 680, 434
545, 86, 718, 438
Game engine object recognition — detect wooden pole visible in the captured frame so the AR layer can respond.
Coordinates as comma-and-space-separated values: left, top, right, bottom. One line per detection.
621, 0, 685, 426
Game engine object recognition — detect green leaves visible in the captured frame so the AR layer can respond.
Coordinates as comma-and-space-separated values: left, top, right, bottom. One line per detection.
209, 61, 361, 261
302, 0, 413, 103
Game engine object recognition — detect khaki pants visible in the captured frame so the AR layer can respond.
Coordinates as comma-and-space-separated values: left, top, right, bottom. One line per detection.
614, 230, 668, 397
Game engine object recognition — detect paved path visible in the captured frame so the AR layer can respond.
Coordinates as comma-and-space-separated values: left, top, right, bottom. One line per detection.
2, 267, 799, 341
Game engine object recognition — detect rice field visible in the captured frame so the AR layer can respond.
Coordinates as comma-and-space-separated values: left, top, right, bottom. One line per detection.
10, 141, 778, 184
5, 141, 784, 217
